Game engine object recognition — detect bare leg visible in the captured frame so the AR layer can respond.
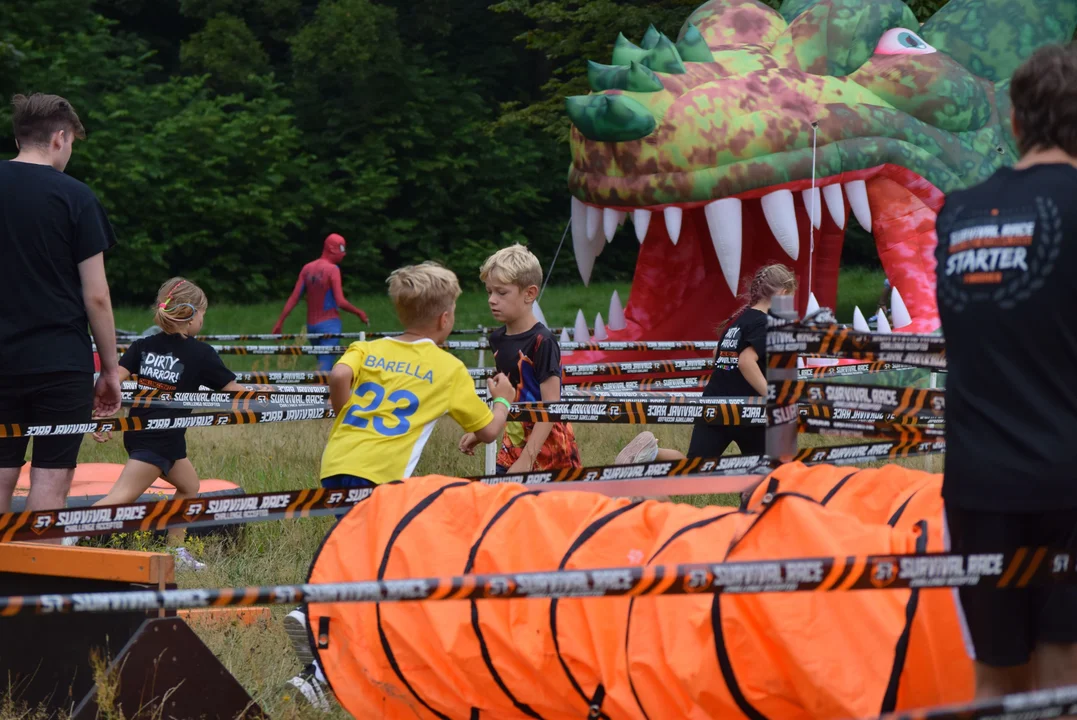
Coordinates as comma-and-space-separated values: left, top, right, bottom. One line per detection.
163, 459, 200, 546
26, 467, 76, 545
655, 448, 686, 461
26, 467, 75, 511
1034, 643, 1077, 710
973, 661, 1034, 700
92, 459, 164, 507
0, 467, 20, 513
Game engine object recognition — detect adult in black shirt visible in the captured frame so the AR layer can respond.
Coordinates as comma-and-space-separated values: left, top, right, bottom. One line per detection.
0, 94, 120, 515
688, 264, 796, 458
935, 44, 1077, 700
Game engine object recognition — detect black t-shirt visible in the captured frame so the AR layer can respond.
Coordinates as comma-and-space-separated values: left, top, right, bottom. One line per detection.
0, 161, 117, 375
120, 334, 236, 454
935, 164, 1077, 512
490, 322, 561, 402
702, 308, 767, 398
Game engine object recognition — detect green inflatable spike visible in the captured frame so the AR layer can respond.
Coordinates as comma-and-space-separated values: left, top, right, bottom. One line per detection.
641, 24, 661, 50
676, 23, 714, 62
612, 33, 649, 66
627, 61, 664, 92
565, 94, 657, 142
587, 60, 629, 91
642, 34, 686, 74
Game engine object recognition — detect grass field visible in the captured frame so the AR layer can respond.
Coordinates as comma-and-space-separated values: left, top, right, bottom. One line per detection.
10, 268, 945, 719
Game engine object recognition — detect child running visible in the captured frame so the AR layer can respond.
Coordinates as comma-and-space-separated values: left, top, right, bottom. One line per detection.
87, 278, 245, 570
687, 264, 796, 459
459, 244, 581, 473
284, 261, 515, 712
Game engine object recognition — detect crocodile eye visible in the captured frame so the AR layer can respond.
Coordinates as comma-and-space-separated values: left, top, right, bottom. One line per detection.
875, 28, 936, 55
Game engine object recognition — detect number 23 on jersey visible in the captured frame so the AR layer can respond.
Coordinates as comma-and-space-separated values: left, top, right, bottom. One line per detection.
341, 382, 420, 437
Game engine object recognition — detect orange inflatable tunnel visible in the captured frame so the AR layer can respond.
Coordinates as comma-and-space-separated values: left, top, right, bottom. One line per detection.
306, 465, 974, 719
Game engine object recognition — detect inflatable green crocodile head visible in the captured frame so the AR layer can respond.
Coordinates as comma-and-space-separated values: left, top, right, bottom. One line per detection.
565, 0, 1077, 347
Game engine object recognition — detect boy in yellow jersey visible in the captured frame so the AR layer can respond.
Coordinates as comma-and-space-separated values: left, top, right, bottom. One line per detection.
319, 261, 514, 488
284, 262, 514, 711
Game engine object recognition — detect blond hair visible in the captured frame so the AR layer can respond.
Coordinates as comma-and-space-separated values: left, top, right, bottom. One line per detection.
718, 264, 797, 335
154, 277, 207, 335
479, 244, 542, 290
387, 262, 461, 327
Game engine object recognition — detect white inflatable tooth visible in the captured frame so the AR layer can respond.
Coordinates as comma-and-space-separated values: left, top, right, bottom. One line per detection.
586, 205, 602, 240
761, 189, 799, 260
532, 299, 548, 328
822, 184, 845, 229
570, 197, 595, 286
852, 306, 870, 333
593, 313, 608, 341
608, 290, 627, 331
663, 206, 682, 245
805, 291, 820, 318
891, 286, 913, 329
845, 180, 872, 233
704, 198, 742, 296
560, 328, 573, 354
633, 209, 651, 244
603, 208, 619, 242
573, 309, 590, 343
801, 187, 822, 229
876, 311, 892, 334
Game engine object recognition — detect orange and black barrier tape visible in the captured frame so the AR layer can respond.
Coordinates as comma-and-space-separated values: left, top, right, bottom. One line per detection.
799, 415, 946, 442
508, 398, 768, 426
878, 683, 1077, 720
0, 545, 1068, 616
769, 380, 945, 420
121, 387, 329, 412
767, 325, 947, 370
0, 439, 943, 544
111, 339, 724, 354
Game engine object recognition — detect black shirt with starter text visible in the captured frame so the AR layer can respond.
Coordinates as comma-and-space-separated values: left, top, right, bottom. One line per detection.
120, 333, 236, 456
0, 161, 116, 374
702, 308, 767, 398
935, 164, 1077, 512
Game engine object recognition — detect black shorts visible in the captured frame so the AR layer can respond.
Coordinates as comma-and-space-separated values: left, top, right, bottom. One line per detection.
126, 447, 185, 476
0, 372, 93, 469
944, 504, 1077, 667
320, 474, 376, 490
686, 424, 764, 458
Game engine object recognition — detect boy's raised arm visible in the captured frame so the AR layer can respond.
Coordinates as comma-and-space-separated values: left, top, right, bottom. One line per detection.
329, 364, 355, 414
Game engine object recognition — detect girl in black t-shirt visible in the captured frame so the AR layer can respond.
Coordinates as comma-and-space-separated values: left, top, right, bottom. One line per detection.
86, 278, 244, 569
687, 264, 796, 459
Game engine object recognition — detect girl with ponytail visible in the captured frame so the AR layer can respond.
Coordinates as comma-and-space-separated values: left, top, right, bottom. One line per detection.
85, 278, 244, 569
687, 264, 797, 459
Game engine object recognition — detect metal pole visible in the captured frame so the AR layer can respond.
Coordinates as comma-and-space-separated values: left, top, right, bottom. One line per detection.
766, 293, 800, 463
481, 326, 498, 475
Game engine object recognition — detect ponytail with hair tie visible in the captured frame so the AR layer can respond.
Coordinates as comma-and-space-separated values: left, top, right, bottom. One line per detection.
153, 277, 207, 334
715, 263, 798, 337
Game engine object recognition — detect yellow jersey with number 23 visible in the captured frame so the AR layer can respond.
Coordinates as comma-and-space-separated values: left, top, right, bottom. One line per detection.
319, 337, 493, 483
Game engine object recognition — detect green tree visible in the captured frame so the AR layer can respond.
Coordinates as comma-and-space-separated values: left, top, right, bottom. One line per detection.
72, 75, 322, 303
180, 14, 271, 90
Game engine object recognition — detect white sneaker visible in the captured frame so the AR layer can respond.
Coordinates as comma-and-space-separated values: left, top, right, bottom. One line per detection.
615, 432, 660, 465
61, 536, 83, 547
284, 663, 331, 712
284, 609, 315, 665
170, 546, 206, 571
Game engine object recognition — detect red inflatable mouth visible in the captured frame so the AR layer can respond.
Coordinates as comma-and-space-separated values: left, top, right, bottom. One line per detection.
564, 164, 944, 370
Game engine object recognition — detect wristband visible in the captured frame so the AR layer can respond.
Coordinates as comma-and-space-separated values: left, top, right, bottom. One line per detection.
492, 397, 512, 412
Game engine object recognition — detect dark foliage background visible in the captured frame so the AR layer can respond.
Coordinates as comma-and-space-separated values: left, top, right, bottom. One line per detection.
0, 0, 945, 302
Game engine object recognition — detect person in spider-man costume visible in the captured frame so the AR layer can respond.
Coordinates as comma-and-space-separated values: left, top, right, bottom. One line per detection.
272, 233, 370, 371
